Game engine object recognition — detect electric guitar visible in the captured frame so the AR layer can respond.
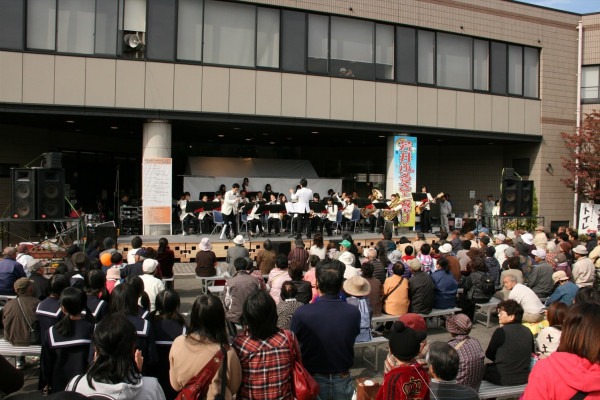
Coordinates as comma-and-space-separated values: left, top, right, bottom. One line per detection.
415, 192, 444, 215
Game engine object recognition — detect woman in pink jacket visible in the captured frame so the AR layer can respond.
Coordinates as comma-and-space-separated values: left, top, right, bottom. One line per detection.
523, 302, 600, 399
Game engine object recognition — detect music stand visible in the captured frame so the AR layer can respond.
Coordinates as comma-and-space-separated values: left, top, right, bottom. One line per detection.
186, 201, 221, 213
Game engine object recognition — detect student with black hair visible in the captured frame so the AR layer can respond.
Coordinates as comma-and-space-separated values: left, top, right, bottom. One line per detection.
84, 270, 109, 322
124, 274, 150, 319
432, 258, 458, 309
36, 274, 70, 341
65, 313, 165, 399
42, 287, 95, 394
150, 290, 187, 400
427, 342, 479, 400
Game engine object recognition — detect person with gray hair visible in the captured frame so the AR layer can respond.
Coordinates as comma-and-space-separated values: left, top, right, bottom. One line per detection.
502, 273, 545, 322
427, 342, 480, 400
364, 248, 386, 284
27, 259, 49, 300
0, 247, 27, 295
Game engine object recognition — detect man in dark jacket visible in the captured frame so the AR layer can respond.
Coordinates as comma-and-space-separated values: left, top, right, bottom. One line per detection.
527, 249, 554, 298
26, 259, 49, 300
224, 258, 262, 325
120, 248, 147, 278
407, 258, 434, 314
0, 247, 26, 295
365, 248, 386, 284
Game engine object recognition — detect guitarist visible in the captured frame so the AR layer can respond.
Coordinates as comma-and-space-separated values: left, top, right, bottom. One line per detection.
419, 186, 435, 233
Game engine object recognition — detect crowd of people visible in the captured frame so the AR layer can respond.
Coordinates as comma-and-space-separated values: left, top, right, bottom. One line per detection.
1, 222, 600, 399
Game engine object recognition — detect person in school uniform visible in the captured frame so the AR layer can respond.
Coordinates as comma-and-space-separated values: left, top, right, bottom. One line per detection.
36, 275, 70, 342
41, 287, 95, 394
84, 270, 109, 322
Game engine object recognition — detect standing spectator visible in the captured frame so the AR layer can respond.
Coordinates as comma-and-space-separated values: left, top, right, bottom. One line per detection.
16, 244, 34, 277
432, 258, 458, 310
303, 255, 319, 301
27, 259, 49, 300
446, 314, 485, 391
234, 290, 298, 399
343, 276, 372, 343
484, 247, 501, 286
195, 237, 217, 277
503, 274, 545, 323
140, 259, 165, 312
309, 233, 327, 260
523, 302, 600, 399
527, 249, 554, 298
361, 262, 383, 317
586, 232, 598, 254
408, 258, 434, 315
268, 255, 292, 305
2, 278, 40, 369
256, 239, 276, 275
226, 236, 250, 276
535, 301, 567, 359
0, 247, 26, 295
156, 238, 175, 289
289, 262, 312, 304
382, 262, 410, 316
288, 239, 310, 271
291, 260, 360, 400
277, 282, 304, 330
572, 245, 595, 287
484, 300, 534, 385
427, 342, 480, 400
545, 271, 579, 306
224, 258, 262, 326
84, 270, 109, 322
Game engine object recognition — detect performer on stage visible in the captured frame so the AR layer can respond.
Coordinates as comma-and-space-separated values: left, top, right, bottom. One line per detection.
279, 194, 291, 232
178, 192, 199, 236
267, 194, 281, 236
439, 194, 452, 233
324, 197, 338, 237
220, 183, 240, 240
198, 195, 214, 234
246, 197, 264, 237
419, 186, 435, 233
310, 193, 324, 235
290, 179, 313, 240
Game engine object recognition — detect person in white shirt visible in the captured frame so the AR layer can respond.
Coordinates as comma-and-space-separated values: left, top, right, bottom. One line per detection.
16, 244, 35, 278
139, 259, 165, 312
572, 245, 595, 287
341, 198, 355, 230
246, 198, 264, 237
503, 274, 545, 323
178, 192, 199, 236
290, 179, 313, 240
221, 183, 241, 240
323, 197, 338, 237
493, 234, 509, 266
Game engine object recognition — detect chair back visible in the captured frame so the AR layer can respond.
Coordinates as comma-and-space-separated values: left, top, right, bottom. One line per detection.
213, 211, 224, 223
351, 209, 360, 221
241, 214, 248, 223
335, 210, 343, 223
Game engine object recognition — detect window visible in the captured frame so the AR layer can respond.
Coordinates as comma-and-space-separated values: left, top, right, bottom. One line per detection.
523, 47, 539, 98
57, 0, 95, 54
256, 7, 279, 68
508, 45, 523, 95
396, 27, 416, 84
490, 42, 507, 95
308, 14, 328, 74
281, 10, 306, 73
331, 16, 374, 80
437, 33, 472, 90
376, 24, 394, 80
27, 0, 56, 50
146, 0, 176, 61
0, 0, 24, 50
204, 0, 255, 67
473, 39, 489, 91
417, 30, 435, 85
582, 66, 600, 102
177, 0, 203, 61
94, 0, 118, 55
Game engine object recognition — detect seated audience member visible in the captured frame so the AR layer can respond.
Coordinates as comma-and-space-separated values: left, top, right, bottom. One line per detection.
408, 258, 434, 315
268, 255, 292, 305
343, 276, 372, 343
361, 262, 383, 317
417, 243, 435, 274
572, 245, 595, 287
376, 322, 430, 399
150, 290, 187, 399
16, 244, 34, 277
527, 249, 554, 298
384, 314, 429, 371
432, 258, 458, 310
446, 314, 485, 391
382, 262, 410, 316
125, 275, 150, 319
65, 313, 165, 399
36, 275, 70, 342
288, 239, 309, 271
524, 302, 600, 399
375, 231, 395, 267
27, 259, 49, 300
484, 300, 534, 385
494, 256, 524, 300
459, 257, 494, 320
257, 239, 277, 275
288, 262, 312, 304
535, 301, 567, 359
551, 252, 572, 279
42, 287, 95, 394
484, 246, 501, 286
83, 270, 109, 322
224, 258, 262, 326
303, 255, 319, 301
139, 259, 165, 312
84, 240, 101, 259
402, 245, 415, 264
2, 278, 41, 369
169, 294, 240, 399
503, 274, 545, 323
127, 236, 143, 265
105, 267, 121, 294
195, 238, 217, 277
364, 248, 387, 284
412, 231, 426, 256
574, 286, 600, 304
120, 248, 146, 279
234, 290, 298, 399
427, 342, 480, 400
0, 247, 27, 295
277, 281, 304, 330
545, 271, 579, 306
438, 243, 461, 282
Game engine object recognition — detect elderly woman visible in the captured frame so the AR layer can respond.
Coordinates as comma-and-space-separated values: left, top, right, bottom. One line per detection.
382, 262, 410, 316
195, 237, 217, 277
431, 258, 458, 309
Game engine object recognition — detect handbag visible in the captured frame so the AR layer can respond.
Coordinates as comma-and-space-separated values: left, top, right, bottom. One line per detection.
176, 344, 228, 400
16, 297, 40, 345
283, 330, 319, 400
355, 377, 380, 400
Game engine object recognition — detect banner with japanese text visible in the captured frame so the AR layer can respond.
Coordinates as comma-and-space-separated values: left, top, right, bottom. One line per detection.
392, 136, 417, 228
578, 203, 600, 234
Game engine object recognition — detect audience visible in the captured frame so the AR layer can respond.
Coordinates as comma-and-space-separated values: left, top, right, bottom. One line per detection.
303, 254, 319, 301
288, 261, 312, 304
432, 258, 458, 310
195, 237, 217, 277
535, 301, 567, 359
407, 258, 434, 315
572, 245, 595, 287
27, 259, 49, 300
527, 249, 554, 297
0, 247, 27, 295
446, 314, 484, 391
545, 270, 579, 306
84, 270, 109, 321
276, 281, 304, 330
503, 274, 545, 323
343, 276, 372, 343
361, 262, 382, 317
256, 239, 276, 275
140, 259, 165, 312
427, 342, 480, 400
382, 262, 410, 316
268, 255, 291, 305
224, 258, 263, 326
156, 238, 175, 289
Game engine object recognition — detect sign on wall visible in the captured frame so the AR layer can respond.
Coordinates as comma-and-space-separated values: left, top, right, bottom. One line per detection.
578, 203, 600, 234
392, 136, 417, 228
142, 158, 172, 232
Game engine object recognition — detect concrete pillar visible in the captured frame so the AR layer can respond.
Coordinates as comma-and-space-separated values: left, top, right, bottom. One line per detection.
142, 120, 171, 235
385, 136, 395, 198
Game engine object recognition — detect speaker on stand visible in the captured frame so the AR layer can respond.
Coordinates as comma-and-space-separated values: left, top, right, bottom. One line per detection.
36, 168, 65, 219
11, 169, 36, 219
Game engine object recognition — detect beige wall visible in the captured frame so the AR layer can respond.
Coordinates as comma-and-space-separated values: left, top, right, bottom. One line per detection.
583, 13, 600, 65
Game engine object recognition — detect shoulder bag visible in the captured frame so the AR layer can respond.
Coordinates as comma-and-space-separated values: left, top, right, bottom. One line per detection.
176, 344, 229, 400
382, 277, 404, 302
283, 330, 319, 400
16, 297, 40, 345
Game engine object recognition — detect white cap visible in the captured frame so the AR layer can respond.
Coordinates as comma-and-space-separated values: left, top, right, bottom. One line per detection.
142, 259, 158, 274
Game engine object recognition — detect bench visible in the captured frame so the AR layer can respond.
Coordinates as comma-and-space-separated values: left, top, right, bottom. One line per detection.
371, 313, 401, 329
354, 336, 389, 372
195, 275, 227, 294
0, 339, 42, 367
478, 380, 527, 399
475, 298, 501, 328
418, 307, 462, 328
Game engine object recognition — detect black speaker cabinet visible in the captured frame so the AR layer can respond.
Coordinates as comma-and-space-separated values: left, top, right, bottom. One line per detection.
500, 179, 519, 217
11, 168, 36, 219
36, 168, 65, 219
519, 181, 534, 217
87, 226, 118, 249
271, 241, 292, 257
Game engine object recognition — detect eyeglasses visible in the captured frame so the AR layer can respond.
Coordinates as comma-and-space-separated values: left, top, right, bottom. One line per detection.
497, 309, 507, 315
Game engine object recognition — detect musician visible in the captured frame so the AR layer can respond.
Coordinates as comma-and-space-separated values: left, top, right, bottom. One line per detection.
310, 193, 324, 235
323, 197, 338, 237
220, 183, 240, 240
279, 194, 292, 232
439, 194, 452, 233
380, 193, 403, 235
264, 184, 275, 202
342, 198, 356, 230
267, 194, 282, 236
246, 197, 264, 237
420, 186, 435, 233
198, 195, 214, 234
366, 190, 383, 233
290, 179, 313, 240
178, 192, 199, 236
241, 177, 251, 192
239, 190, 249, 204
214, 191, 223, 203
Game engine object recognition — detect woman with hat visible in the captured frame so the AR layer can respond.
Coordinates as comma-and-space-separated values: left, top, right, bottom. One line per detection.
545, 271, 578, 306
446, 314, 485, 391
572, 245, 595, 287
195, 238, 217, 277
551, 252, 572, 279
343, 276, 372, 343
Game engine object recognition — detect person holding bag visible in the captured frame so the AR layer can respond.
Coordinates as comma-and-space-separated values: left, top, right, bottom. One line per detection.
169, 294, 242, 400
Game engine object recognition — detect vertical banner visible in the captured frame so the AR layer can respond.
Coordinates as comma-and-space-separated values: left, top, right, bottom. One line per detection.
393, 136, 417, 228
579, 203, 600, 234
142, 158, 172, 234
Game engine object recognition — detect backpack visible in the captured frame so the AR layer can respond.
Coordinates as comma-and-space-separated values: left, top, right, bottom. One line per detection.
481, 275, 496, 297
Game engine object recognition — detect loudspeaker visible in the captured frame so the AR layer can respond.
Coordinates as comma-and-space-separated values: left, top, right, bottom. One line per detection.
36, 168, 65, 219
11, 168, 36, 219
87, 226, 118, 249
43, 152, 62, 169
519, 180, 534, 217
500, 179, 519, 217
271, 241, 292, 257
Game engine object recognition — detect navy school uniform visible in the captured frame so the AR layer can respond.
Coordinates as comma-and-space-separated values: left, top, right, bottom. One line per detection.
151, 318, 187, 400
127, 314, 158, 375
36, 297, 64, 390
42, 319, 95, 394
138, 305, 150, 319
86, 294, 109, 322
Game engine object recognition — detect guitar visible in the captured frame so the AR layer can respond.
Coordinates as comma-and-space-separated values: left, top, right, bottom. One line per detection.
415, 192, 444, 215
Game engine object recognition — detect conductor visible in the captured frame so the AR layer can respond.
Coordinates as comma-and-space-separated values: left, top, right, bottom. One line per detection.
220, 183, 240, 240
290, 178, 313, 240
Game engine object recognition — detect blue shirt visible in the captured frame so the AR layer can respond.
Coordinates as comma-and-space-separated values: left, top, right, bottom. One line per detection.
432, 269, 458, 309
545, 281, 579, 306
0, 258, 26, 295
291, 294, 360, 374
